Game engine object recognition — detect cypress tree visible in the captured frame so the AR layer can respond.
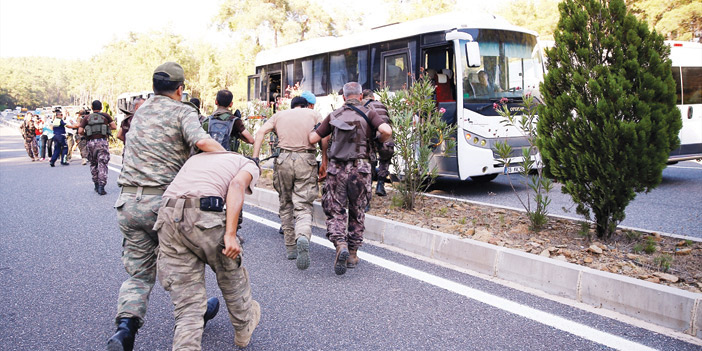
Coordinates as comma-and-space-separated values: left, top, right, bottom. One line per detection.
537, 0, 681, 239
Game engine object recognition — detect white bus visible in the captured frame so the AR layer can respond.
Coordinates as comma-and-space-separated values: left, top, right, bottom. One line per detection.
667, 41, 702, 163
248, 12, 545, 182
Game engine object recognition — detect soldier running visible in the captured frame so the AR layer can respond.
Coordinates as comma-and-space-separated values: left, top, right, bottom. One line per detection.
108, 62, 226, 351
252, 94, 324, 270
309, 82, 392, 275
79, 100, 117, 195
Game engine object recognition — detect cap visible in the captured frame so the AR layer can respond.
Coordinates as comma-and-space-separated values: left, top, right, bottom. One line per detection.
153, 62, 185, 82
300, 91, 316, 105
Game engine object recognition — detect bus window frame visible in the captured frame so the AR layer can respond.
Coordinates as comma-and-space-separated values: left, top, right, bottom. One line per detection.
247, 74, 260, 101
381, 48, 411, 92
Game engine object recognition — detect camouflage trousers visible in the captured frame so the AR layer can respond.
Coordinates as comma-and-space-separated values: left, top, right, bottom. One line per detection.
114, 192, 161, 327
77, 135, 88, 159
156, 200, 254, 350
87, 139, 110, 186
66, 133, 75, 161
273, 151, 318, 251
377, 159, 391, 179
24, 137, 38, 159
322, 159, 372, 250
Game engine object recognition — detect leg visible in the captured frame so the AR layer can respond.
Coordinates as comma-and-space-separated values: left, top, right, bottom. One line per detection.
96, 139, 111, 194
275, 154, 296, 255
156, 207, 207, 351
88, 140, 99, 184
114, 194, 160, 326
66, 134, 74, 161
322, 162, 349, 246
346, 161, 372, 251
30, 138, 39, 159
291, 153, 318, 269
40, 135, 47, 159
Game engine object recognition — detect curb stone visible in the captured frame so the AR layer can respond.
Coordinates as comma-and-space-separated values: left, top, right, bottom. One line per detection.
246, 187, 702, 338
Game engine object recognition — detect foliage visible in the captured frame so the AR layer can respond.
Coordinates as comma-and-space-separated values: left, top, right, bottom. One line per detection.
385, 0, 456, 22
494, 94, 553, 231
501, 0, 561, 41
653, 254, 673, 272
378, 75, 456, 210
537, 0, 682, 239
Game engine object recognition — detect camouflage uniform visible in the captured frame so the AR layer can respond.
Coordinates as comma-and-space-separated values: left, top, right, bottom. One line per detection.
87, 139, 110, 186
322, 159, 372, 249
275, 151, 318, 251
20, 122, 39, 159
362, 99, 393, 202
114, 95, 210, 327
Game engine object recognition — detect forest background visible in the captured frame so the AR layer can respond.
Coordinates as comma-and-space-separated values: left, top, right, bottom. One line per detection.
0, 0, 699, 113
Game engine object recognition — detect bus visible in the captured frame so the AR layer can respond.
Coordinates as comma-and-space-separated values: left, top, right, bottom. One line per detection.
667, 41, 702, 163
248, 12, 545, 182
115, 91, 191, 125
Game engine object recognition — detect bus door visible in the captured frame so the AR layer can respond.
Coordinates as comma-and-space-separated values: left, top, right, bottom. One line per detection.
422, 43, 459, 176
267, 71, 282, 112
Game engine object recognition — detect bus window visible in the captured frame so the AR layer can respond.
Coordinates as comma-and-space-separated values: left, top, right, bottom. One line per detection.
383, 51, 409, 91
294, 55, 327, 95
284, 62, 294, 91
248, 75, 260, 101
330, 48, 369, 94
672, 66, 682, 105
681, 67, 702, 105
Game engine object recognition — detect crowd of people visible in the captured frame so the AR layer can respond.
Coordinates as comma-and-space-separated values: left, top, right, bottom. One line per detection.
18, 61, 395, 350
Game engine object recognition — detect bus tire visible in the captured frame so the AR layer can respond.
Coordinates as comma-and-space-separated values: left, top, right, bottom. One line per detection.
470, 174, 498, 183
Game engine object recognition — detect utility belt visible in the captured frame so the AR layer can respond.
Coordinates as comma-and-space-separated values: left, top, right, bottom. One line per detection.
280, 148, 315, 154
330, 158, 370, 166
163, 196, 225, 212
121, 186, 166, 201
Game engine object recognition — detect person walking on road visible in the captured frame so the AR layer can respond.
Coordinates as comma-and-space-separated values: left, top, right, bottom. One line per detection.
79, 100, 117, 195
76, 109, 90, 165
309, 82, 392, 275
252, 94, 324, 270
361, 89, 394, 198
108, 62, 226, 351
49, 109, 79, 167
156, 151, 262, 349
20, 116, 39, 161
202, 89, 254, 152
40, 116, 53, 161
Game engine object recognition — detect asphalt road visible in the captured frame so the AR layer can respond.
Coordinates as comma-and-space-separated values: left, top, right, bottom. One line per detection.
1, 123, 700, 350
428, 162, 702, 239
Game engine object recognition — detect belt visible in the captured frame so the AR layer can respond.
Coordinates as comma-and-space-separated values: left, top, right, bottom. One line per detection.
121, 186, 165, 196
163, 197, 225, 212
280, 149, 315, 154
164, 198, 198, 208
331, 158, 370, 165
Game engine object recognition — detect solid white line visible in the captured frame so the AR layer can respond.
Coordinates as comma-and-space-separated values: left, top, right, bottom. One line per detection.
108, 165, 122, 173
242, 211, 658, 351
0, 149, 26, 152
668, 165, 702, 170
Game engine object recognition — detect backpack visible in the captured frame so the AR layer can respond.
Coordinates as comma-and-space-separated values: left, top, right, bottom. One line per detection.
207, 113, 240, 151
85, 113, 108, 137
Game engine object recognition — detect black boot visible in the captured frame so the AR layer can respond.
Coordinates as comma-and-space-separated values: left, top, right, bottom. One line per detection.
203, 297, 220, 327
375, 180, 387, 196
94, 182, 99, 192
107, 317, 139, 351
97, 185, 106, 195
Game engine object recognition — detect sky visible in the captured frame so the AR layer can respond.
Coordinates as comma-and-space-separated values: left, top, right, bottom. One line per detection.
0, 0, 508, 60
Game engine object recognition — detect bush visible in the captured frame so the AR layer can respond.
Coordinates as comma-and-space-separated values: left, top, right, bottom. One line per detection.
378, 75, 456, 210
537, 0, 681, 239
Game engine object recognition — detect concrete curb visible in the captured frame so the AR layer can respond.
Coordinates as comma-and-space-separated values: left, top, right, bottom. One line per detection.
246, 187, 702, 338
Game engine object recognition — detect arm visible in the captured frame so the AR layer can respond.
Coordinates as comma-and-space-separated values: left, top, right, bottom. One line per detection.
377, 123, 392, 142
318, 136, 329, 180
116, 128, 125, 142
196, 138, 226, 152
78, 127, 85, 135
221, 171, 254, 259
252, 122, 275, 159
240, 129, 255, 145
309, 131, 322, 144
108, 121, 118, 130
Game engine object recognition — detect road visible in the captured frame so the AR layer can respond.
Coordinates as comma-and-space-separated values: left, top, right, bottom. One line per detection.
1, 123, 701, 350
428, 161, 702, 239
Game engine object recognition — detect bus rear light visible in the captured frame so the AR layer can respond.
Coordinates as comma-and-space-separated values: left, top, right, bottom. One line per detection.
673, 43, 683, 47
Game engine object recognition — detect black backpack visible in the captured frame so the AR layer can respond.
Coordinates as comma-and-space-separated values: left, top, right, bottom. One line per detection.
207, 113, 240, 151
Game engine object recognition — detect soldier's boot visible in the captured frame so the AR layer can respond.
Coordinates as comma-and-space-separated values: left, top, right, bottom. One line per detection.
98, 185, 107, 196
334, 243, 349, 276
235, 300, 261, 348
107, 317, 139, 351
203, 297, 220, 327
347, 249, 359, 269
94, 182, 99, 193
375, 180, 387, 197
296, 236, 310, 270
278, 226, 284, 235
286, 245, 297, 260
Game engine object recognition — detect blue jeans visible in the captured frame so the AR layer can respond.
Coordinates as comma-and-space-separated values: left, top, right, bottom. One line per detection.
50, 134, 67, 165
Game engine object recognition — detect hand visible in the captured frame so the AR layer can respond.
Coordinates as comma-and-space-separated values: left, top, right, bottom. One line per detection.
318, 160, 327, 181
222, 233, 241, 259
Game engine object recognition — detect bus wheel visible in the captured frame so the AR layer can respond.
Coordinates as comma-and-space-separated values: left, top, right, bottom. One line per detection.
470, 174, 498, 183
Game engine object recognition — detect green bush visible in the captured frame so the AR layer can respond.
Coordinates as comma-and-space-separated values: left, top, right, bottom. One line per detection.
537, 0, 682, 239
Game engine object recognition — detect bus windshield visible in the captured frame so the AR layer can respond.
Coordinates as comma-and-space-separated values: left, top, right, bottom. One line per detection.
460, 30, 543, 104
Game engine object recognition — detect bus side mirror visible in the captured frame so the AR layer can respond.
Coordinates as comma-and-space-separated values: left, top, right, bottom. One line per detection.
466, 42, 481, 67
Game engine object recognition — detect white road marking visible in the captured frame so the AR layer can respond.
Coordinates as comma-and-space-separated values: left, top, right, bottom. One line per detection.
243, 211, 658, 351
667, 165, 702, 170
0, 149, 26, 152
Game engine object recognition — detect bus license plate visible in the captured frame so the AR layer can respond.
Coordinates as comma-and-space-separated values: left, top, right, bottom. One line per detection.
504, 166, 525, 174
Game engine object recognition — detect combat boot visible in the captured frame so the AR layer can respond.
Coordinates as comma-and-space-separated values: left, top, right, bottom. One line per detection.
296, 236, 310, 270
235, 300, 261, 347
107, 317, 139, 351
203, 297, 220, 327
94, 182, 99, 192
286, 246, 297, 260
97, 185, 107, 195
334, 243, 349, 275
347, 249, 359, 269
375, 180, 387, 196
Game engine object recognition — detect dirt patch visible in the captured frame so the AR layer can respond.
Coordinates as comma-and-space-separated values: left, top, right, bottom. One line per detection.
256, 170, 702, 293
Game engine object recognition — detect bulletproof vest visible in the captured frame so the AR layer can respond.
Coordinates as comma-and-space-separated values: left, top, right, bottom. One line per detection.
364, 99, 390, 123
85, 113, 109, 137
207, 113, 240, 151
363, 100, 395, 162
328, 105, 372, 161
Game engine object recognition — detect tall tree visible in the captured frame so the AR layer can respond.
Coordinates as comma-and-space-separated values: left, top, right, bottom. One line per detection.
537, 0, 681, 238
501, 0, 561, 41
627, 0, 702, 41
